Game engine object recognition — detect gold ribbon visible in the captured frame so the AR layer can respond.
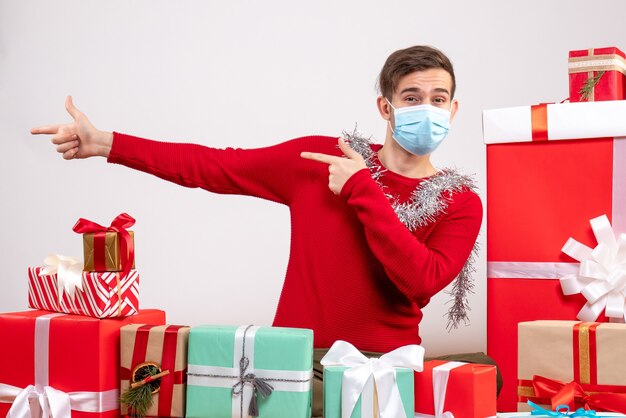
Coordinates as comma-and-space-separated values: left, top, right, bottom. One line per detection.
568, 53, 626, 75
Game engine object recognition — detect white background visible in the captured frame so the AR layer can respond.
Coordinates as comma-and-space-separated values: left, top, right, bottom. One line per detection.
1, 0, 625, 356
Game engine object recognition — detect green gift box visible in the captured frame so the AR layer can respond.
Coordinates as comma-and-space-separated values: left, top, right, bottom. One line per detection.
186, 325, 313, 418
321, 340, 423, 418
323, 366, 414, 418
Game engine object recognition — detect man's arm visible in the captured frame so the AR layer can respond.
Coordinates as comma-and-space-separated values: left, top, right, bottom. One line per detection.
31, 97, 332, 204
341, 170, 483, 301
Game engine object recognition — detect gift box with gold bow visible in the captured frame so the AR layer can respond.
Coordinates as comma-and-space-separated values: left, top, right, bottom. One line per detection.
120, 324, 190, 417
482, 100, 626, 411
0, 309, 166, 418
569, 46, 625, 102
517, 320, 626, 414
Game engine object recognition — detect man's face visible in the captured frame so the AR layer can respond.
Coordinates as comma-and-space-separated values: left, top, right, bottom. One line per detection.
382, 68, 458, 128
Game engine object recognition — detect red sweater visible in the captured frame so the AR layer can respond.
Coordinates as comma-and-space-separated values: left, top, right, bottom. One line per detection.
108, 133, 482, 352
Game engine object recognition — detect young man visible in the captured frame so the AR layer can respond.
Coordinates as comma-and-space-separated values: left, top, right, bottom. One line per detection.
33, 46, 492, 415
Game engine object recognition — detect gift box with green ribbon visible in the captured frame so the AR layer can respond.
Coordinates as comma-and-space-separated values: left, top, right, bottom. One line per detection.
186, 325, 313, 418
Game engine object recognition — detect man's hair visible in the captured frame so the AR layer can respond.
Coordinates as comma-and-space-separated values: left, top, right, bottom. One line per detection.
378, 45, 456, 99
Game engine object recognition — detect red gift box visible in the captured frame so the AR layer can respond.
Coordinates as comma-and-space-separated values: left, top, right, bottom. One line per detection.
483, 101, 626, 411
28, 266, 140, 318
569, 47, 626, 102
414, 360, 497, 418
0, 309, 166, 418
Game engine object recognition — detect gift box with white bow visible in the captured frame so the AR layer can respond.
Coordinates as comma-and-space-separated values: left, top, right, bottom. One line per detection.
0, 309, 166, 418
482, 100, 626, 411
186, 325, 313, 418
321, 340, 424, 418
517, 320, 626, 414
413, 360, 497, 418
28, 260, 140, 318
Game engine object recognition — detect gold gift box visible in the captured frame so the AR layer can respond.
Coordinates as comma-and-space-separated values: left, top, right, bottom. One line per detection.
82, 230, 135, 272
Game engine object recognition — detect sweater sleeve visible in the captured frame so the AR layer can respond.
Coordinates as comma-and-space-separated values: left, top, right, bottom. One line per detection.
107, 132, 326, 205
340, 169, 483, 301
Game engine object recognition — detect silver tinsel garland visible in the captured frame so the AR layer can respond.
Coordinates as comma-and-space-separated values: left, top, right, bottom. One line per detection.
342, 128, 479, 330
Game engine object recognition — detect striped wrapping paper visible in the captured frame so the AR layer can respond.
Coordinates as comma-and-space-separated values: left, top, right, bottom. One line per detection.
28, 266, 139, 318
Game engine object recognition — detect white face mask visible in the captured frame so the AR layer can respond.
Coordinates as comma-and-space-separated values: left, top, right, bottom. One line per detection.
387, 99, 451, 156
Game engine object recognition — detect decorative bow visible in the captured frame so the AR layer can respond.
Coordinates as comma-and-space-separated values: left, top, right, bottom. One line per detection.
231, 356, 274, 417
39, 254, 84, 299
3, 384, 72, 418
528, 400, 598, 417
320, 340, 424, 418
560, 215, 626, 322
532, 375, 626, 414
72, 213, 135, 281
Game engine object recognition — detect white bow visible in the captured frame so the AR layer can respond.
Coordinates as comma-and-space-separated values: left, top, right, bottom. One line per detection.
39, 255, 84, 300
0, 383, 119, 418
2, 384, 71, 418
320, 340, 424, 418
560, 214, 626, 322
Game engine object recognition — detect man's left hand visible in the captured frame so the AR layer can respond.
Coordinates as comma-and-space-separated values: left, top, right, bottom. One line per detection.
301, 138, 367, 195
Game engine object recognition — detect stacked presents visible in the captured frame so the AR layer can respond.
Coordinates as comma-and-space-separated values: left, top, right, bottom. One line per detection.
484, 46, 626, 414
7, 46, 626, 418
0, 214, 500, 417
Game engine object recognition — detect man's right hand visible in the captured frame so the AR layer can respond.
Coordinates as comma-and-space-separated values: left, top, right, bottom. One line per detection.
31, 96, 113, 159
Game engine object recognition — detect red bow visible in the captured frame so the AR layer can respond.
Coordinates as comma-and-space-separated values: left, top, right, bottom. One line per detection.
532, 375, 626, 413
73, 213, 135, 281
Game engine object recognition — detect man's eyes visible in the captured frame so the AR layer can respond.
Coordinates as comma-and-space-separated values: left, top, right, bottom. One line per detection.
404, 96, 447, 104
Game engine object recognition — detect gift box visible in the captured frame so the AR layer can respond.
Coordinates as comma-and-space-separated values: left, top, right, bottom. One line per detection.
568, 47, 626, 102
73, 213, 136, 272
120, 324, 191, 417
321, 341, 423, 418
186, 325, 313, 418
517, 321, 626, 413
482, 100, 626, 411
0, 309, 166, 418
414, 360, 497, 418
28, 266, 139, 318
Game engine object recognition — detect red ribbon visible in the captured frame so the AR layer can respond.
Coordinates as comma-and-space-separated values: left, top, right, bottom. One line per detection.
531, 103, 549, 141
72, 213, 135, 281
532, 375, 626, 413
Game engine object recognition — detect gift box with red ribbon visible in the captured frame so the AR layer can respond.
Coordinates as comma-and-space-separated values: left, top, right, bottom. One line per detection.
28, 266, 139, 318
413, 360, 497, 418
482, 100, 626, 411
120, 324, 190, 417
517, 321, 626, 414
569, 47, 626, 102
73, 213, 136, 273
0, 309, 166, 418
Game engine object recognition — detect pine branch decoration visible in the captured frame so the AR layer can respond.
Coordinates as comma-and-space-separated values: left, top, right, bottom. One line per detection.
120, 363, 165, 418
579, 71, 605, 101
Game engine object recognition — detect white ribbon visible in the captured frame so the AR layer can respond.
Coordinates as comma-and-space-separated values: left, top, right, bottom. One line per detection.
186, 325, 313, 418
414, 361, 466, 418
560, 214, 626, 322
0, 313, 119, 418
39, 255, 84, 299
320, 340, 424, 418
